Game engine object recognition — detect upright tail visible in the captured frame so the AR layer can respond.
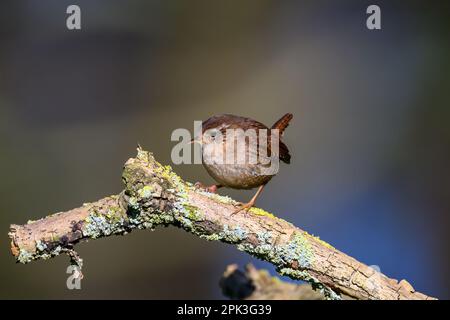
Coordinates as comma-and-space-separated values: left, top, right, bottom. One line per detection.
272, 113, 293, 136
271, 113, 293, 164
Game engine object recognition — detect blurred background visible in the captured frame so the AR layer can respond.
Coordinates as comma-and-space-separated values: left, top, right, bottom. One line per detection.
0, 0, 449, 299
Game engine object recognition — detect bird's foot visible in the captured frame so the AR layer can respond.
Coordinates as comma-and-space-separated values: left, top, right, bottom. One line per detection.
194, 182, 220, 194
231, 200, 255, 216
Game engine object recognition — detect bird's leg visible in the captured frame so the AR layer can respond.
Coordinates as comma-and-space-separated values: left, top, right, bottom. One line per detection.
231, 184, 266, 215
194, 182, 223, 194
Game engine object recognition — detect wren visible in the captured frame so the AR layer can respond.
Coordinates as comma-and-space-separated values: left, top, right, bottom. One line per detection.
193, 113, 293, 214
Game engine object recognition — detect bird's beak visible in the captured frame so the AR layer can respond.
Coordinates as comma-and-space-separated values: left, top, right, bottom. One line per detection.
189, 138, 202, 145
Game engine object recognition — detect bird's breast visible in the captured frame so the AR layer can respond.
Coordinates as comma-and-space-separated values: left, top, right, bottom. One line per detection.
201, 140, 277, 189
203, 162, 273, 189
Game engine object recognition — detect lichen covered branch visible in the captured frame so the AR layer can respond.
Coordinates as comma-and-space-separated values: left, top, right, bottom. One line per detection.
8, 148, 435, 300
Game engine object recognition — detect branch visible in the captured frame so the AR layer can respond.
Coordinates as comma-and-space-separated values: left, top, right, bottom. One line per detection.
8, 147, 436, 300
220, 264, 327, 300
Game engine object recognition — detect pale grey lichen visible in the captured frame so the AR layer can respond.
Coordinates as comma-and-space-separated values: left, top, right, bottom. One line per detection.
283, 232, 314, 268
178, 216, 194, 231
257, 231, 272, 243
52, 246, 63, 256
17, 249, 33, 264
235, 231, 314, 271
255, 231, 273, 253
35, 240, 47, 252
222, 225, 248, 242
17, 243, 65, 263
200, 224, 248, 243
237, 240, 277, 261
279, 267, 341, 300
83, 211, 127, 239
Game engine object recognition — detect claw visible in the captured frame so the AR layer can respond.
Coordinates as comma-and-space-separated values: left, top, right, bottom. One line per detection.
194, 182, 221, 194
231, 201, 255, 215
230, 184, 266, 216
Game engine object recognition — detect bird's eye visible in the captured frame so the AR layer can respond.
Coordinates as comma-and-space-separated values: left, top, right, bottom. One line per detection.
207, 129, 218, 140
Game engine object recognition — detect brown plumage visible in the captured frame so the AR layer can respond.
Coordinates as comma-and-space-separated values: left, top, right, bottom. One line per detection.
272, 113, 293, 135
202, 114, 292, 164
195, 113, 293, 214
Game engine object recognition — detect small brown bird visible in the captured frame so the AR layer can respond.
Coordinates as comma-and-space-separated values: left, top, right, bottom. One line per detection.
193, 113, 293, 214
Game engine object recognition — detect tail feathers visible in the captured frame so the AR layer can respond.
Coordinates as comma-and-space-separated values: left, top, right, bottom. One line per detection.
271, 113, 292, 164
279, 141, 291, 164
272, 113, 293, 136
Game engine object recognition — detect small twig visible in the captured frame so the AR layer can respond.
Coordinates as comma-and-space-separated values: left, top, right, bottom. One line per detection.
8, 147, 436, 300
65, 248, 84, 280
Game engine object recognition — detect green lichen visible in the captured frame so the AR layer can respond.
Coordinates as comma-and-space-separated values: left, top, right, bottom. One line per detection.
105, 205, 125, 223
133, 150, 213, 233
249, 207, 276, 219
153, 163, 186, 194
304, 231, 335, 250
138, 185, 154, 198
199, 191, 238, 205
181, 204, 203, 221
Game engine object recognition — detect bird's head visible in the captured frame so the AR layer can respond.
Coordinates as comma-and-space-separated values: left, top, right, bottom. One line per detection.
191, 115, 230, 146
